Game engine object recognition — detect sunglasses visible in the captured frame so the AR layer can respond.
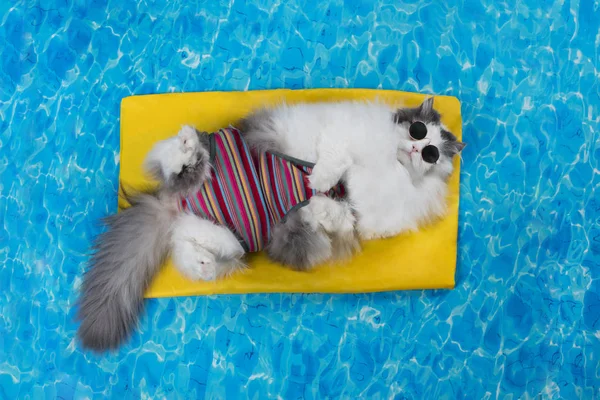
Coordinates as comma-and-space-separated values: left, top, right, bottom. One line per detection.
409, 121, 439, 164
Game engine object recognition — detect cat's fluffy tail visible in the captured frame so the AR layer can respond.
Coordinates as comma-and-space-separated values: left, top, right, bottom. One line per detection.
77, 192, 175, 352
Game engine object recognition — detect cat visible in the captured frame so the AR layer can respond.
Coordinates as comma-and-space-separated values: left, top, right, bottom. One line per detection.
76, 97, 464, 351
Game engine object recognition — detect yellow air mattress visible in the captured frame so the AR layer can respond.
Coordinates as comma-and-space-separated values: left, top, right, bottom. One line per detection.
119, 89, 462, 298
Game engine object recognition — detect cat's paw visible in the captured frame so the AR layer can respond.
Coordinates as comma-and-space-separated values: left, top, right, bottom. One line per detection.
173, 239, 219, 281
306, 196, 355, 235
308, 152, 352, 192
177, 125, 201, 155
144, 125, 210, 188
308, 168, 341, 192
171, 214, 246, 281
161, 126, 211, 194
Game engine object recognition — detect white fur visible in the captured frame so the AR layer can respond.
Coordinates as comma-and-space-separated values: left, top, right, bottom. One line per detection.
144, 125, 209, 183
303, 195, 355, 237
258, 100, 454, 239
171, 213, 245, 281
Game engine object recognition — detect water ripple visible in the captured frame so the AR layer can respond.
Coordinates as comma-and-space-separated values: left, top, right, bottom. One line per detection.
1, 0, 599, 398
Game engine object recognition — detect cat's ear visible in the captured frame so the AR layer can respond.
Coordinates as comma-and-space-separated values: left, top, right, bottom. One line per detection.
441, 128, 466, 155
455, 142, 466, 153
446, 141, 466, 155
418, 97, 440, 123
420, 97, 434, 114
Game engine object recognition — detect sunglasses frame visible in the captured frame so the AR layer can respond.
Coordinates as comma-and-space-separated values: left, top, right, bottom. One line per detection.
408, 122, 440, 164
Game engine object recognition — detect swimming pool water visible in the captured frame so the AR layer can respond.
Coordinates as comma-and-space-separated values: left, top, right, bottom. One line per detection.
1, 0, 599, 398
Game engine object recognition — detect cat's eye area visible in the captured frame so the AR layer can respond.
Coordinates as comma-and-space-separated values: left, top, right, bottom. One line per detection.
409, 121, 427, 140
422, 145, 440, 164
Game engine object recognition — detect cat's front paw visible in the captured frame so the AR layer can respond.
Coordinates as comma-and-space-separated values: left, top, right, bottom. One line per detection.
308, 152, 352, 192
308, 168, 341, 192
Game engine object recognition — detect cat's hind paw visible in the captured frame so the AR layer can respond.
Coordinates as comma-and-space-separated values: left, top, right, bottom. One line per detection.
173, 238, 220, 281
144, 125, 212, 195
177, 125, 202, 154
171, 214, 246, 281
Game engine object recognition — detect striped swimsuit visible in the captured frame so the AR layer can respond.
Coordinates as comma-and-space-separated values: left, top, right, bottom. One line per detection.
179, 127, 346, 252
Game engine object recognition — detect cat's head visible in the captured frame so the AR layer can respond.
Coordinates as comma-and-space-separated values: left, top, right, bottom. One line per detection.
393, 97, 465, 179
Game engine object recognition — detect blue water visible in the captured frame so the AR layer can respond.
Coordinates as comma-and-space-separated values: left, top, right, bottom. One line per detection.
1, 0, 599, 398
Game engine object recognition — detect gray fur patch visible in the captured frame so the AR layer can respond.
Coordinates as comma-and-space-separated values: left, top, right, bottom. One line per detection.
440, 129, 466, 157
238, 108, 282, 154
164, 130, 212, 195
393, 97, 441, 125
144, 159, 166, 182
266, 209, 332, 271
330, 228, 360, 261
77, 192, 173, 352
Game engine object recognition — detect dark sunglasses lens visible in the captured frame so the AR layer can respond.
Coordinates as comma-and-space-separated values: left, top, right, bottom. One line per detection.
409, 121, 427, 140
422, 145, 439, 163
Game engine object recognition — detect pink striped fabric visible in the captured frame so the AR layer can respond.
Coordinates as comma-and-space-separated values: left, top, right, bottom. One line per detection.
179, 128, 346, 252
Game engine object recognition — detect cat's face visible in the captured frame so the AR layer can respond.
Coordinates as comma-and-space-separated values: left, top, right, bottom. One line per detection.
393, 97, 465, 179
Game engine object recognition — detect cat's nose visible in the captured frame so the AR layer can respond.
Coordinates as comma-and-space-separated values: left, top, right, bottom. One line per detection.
412, 139, 431, 152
